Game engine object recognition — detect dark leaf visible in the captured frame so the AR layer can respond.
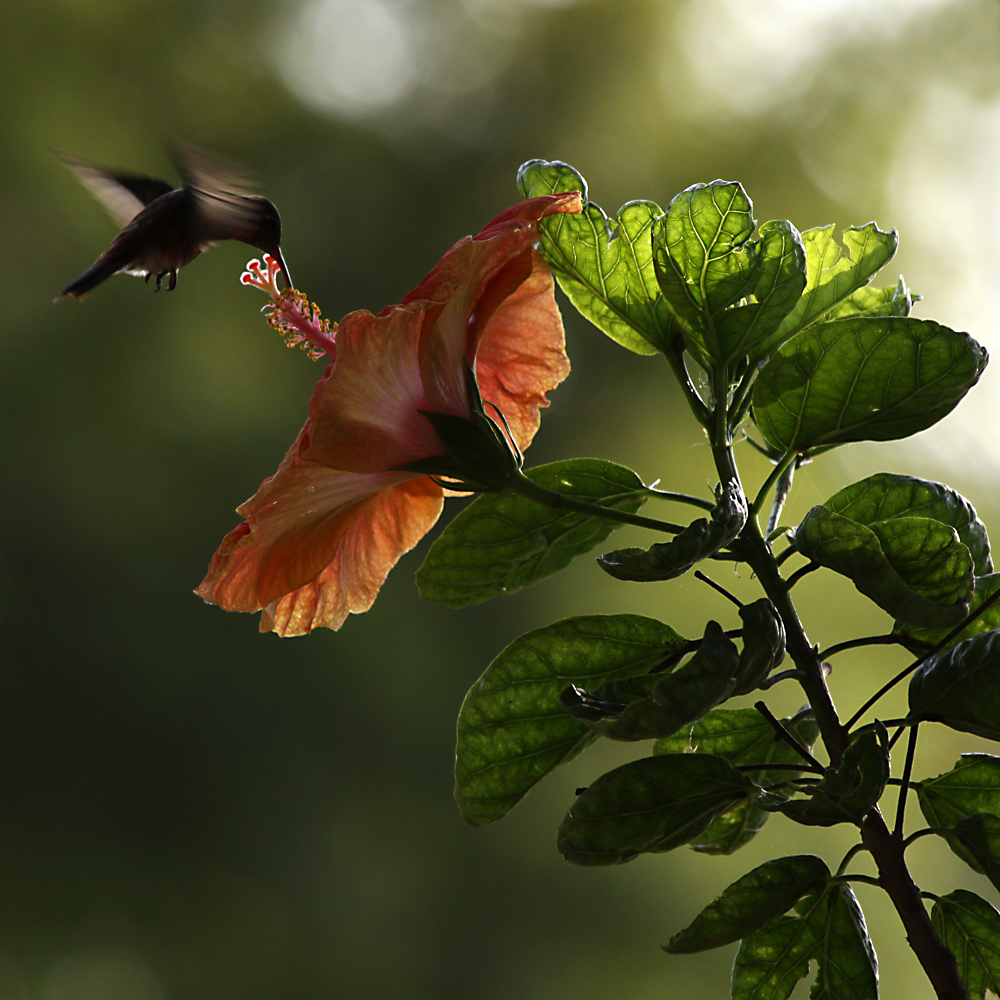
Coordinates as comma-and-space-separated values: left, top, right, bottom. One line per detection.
733, 884, 878, 1000
918, 755, 1000, 873
417, 459, 647, 607
774, 726, 889, 827
909, 631, 1000, 740
454, 614, 687, 826
932, 889, 1000, 1000
598, 480, 746, 581
794, 505, 972, 628
562, 620, 739, 742
665, 855, 829, 954
557, 752, 756, 866
821, 473, 991, 575
954, 814, 1000, 894
733, 598, 786, 695
897, 574, 1000, 653
657, 706, 818, 855
517, 159, 670, 355
752, 317, 988, 453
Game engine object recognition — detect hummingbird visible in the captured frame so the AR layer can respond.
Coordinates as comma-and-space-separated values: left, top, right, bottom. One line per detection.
55, 145, 292, 301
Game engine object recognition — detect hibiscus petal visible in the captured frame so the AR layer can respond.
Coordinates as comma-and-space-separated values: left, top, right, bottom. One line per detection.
197, 462, 421, 611
260, 476, 444, 636
474, 255, 570, 450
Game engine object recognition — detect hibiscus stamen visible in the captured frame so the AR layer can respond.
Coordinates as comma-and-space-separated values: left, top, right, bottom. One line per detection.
241, 255, 338, 361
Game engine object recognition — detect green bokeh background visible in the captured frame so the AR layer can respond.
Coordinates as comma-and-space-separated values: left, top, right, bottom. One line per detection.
5, 1, 1000, 997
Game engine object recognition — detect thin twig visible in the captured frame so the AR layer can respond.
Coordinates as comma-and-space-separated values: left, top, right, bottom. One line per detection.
694, 570, 743, 607
754, 701, 826, 773
894, 723, 920, 838
846, 585, 1000, 730
888, 724, 907, 751
836, 843, 869, 876
818, 634, 906, 660
647, 488, 716, 512
785, 561, 820, 590
833, 874, 883, 890
774, 544, 799, 568
766, 458, 798, 537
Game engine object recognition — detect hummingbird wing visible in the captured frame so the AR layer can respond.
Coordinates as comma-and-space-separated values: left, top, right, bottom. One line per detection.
173, 143, 268, 243
57, 153, 175, 227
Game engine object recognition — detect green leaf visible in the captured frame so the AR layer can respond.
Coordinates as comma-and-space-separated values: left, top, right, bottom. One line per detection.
826, 275, 917, 322
897, 574, 1000, 653
732, 885, 878, 1000
417, 459, 647, 607
598, 480, 747, 581
919, 755, 1000, 874
810, 884, 879, 1000
557, 752, 756, 866
516, 159, 669, 356
794, 505, 973, 628
717, 220, 808, 364
932, 890, 1000, 1000
953, 814, 1000, 894
665, 855, 829, 954
562, 620, 739, 742
733, 598, 786, 696
822, 473, 991, 576
656, 706, 818, 856
773, 726, 889, 827
770, 223, 898, 342
652, 180, 759, 365
909, 630, 1000, 740
454, 614, 687, 826
751, 317, 988, 453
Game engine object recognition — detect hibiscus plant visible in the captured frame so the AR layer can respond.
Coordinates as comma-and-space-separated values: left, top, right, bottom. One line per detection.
199, 158, 1000, 1000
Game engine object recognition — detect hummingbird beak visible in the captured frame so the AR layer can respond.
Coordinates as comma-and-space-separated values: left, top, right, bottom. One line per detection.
272, 247, 293, 290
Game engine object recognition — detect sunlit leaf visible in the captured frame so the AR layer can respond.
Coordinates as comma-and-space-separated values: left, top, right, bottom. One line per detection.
910, 631, 1000, 740
826, 275, 916, 322
417, 459, 647, 607
598, 480, 746, 581
517, 159, 669, 355
454, 614, 687, 826
810, 884, 879, 1000
717, 220, 808, 364
932, 890, 1000, 1000
652, 180, 759, 365
557, 752, 755, 866
752, 317, 988, 453
562, 620, 738, 742
953, 814, 1000, 894
665, 855, 829, 954
770, 223, 898, 342
795, 506, 973, 628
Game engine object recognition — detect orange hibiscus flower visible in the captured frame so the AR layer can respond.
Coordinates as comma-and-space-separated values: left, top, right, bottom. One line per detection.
196, 192, 582, 636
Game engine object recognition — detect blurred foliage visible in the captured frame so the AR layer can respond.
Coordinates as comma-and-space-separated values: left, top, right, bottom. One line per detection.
4, 0, 1000, 997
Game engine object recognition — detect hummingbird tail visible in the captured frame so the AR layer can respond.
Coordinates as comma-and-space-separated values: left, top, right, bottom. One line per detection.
57, 258, 123, 301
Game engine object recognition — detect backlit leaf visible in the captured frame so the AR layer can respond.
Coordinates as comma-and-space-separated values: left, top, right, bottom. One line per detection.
517, 159, 669, 355
417, 459, 647, 607
454, 614, 687, 826
752, 317, 987, 453
932, 889, 1000, 1000
557, 753, 755, 866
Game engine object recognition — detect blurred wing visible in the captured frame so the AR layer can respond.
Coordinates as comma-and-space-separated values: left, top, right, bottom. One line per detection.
58, 152, 174, 227
172, 142, 265, 241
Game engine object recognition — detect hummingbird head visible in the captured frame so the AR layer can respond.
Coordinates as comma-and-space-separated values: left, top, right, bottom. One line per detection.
245, 197, 292, 289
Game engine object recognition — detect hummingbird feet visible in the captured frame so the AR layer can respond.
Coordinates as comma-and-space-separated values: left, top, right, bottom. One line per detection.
152, 270, 178, 292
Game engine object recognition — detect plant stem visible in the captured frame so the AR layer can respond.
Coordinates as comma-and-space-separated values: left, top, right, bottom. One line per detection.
647, 488, 716, 511
766, 457, 798, 536
818, 634, 906, 660
894, 723, 920, 838
751, 450, 797, 521
785, 561, 819, 590
709, 433, 967, 1000
693, 570, 743, 607
509, 471, 685, 535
